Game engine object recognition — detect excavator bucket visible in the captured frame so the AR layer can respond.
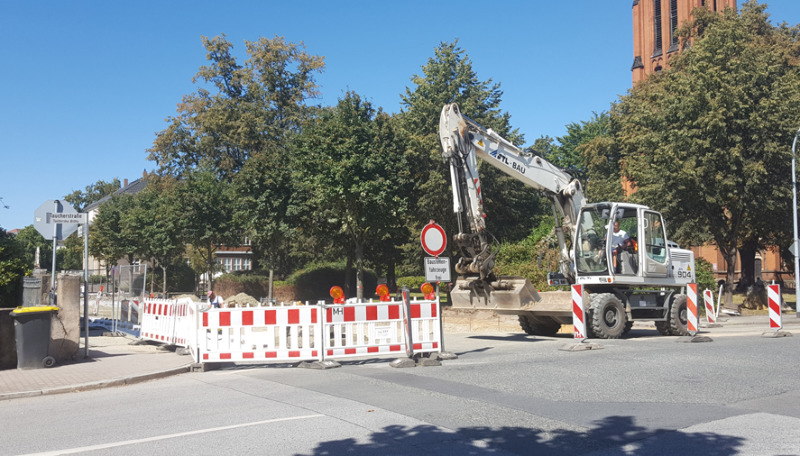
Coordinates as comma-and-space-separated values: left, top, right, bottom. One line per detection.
449, 276, 540, 310
449, 276, 574, 316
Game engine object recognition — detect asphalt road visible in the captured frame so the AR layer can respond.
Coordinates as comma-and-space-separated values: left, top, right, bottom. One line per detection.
4, 322, 800, 455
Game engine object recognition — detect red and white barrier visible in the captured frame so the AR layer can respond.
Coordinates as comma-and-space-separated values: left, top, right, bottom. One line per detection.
140, 298, 197, 347
140, 296, 443, 365
323, 299, 440, 359
571, 285, 586, 340
141, 299, 178, 344
324, 302, 405, 359
768, 284, 782, 329
687, 283, 698, 335
704, 289, 716, 324
198, 305, 322, 363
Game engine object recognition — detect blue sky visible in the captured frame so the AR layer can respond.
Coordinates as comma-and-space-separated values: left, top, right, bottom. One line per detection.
1, 1, 798, 231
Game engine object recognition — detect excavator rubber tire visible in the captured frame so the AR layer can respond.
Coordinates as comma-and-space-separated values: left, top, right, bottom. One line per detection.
518, 313, 561, 336
654, 321, 672, 336
589, 293, 627, 339
668, 294, 691, 336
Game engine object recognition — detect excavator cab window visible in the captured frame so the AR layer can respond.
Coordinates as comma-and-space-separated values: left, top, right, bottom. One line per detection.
575, 206, 610, 274
610, 209, 638, 275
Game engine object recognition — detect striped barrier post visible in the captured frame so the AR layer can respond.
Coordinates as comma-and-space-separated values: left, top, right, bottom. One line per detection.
768, 284, 782, 330
571, 284, 586, 340
687, 283, 698, 335
704, 289, 716, 324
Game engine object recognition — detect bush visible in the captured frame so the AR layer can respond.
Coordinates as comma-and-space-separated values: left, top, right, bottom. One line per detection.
695, 257, 717, 295
287, 261, 377, 301
397, 276, 426, 291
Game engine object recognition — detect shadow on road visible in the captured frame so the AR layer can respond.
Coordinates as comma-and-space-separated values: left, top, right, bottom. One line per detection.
299, 415, 744, 455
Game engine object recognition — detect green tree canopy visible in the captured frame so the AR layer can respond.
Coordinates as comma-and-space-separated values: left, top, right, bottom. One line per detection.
148, 35, 324, 179
0, 228, 29, 306
399, 40, 547, 274
293, 92, 412, 299
176, 167, 238, 290
64, 178, 121, 212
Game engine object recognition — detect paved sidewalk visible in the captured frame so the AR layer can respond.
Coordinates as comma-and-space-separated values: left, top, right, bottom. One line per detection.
0, 335, 192, 401
1, 313, 796, 401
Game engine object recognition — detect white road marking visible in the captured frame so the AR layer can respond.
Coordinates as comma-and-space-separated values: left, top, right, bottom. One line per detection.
18, 414, 324, 456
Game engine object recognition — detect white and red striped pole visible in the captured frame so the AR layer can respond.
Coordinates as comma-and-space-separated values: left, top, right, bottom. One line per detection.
572, 284, 586, 340
687, 283, 698, 335
768, 284, 782, 330
704, 289, 716, 324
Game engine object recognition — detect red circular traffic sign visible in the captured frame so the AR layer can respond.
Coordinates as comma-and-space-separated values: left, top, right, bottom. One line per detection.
420, 221, 447, 257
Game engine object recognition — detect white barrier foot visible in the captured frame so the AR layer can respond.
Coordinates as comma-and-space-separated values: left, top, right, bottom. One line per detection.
700, 323, 723, 328
677, 334, 714, 343
559, 340, 604, 352
761, 330, 793, 338
390, 358, 417, 368
298, 360, 341, 370
434, 351, 458, 361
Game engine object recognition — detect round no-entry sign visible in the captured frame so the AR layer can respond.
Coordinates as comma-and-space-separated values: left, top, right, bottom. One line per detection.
420, 221, 447, 257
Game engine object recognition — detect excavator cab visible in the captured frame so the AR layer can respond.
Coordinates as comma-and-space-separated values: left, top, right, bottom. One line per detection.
574, 203, 670, 281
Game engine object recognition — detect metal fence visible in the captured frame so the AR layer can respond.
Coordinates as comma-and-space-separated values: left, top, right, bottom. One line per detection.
80, 265, 147, 336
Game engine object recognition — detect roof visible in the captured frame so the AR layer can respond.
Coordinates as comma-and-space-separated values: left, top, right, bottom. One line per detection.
83, 177, 149, 213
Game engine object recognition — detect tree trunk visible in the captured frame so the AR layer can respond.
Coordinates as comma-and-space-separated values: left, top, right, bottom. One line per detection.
355, 240, 364, 300
344, 255, 353, 298
722, 246, 738, 311
161, 265, 168, 298
738, 239, 757, 292
387, 261, 397, 293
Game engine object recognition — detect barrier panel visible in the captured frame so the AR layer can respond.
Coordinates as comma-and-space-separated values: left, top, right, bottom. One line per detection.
140, 299, 179, 345
407, 300, 441, 354
198, 305, 322, 363
323, 302, 406, 359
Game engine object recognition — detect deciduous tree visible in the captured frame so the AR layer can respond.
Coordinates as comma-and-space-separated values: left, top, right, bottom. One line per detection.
614, 2, 800, 307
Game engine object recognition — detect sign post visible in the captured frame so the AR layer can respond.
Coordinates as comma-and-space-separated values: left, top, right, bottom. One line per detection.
420, 221, 454, 357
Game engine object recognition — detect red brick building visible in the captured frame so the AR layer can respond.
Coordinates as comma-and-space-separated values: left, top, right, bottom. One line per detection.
632, 0, 736, 83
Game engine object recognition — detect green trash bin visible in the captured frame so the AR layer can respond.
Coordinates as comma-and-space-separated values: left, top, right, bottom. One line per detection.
10, 306, 59, 369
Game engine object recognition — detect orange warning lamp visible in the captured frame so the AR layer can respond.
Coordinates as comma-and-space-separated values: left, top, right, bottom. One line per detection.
376, 284, 390, 302
420, 282, 436, 300
329, 286, 345, 304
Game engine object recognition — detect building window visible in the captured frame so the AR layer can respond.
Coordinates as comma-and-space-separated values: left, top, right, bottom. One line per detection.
233, 258, 242, 271
223, 258, 232, 272
244, 258, 252, 270
668, 0, 679, 52
653, 0, 663, 57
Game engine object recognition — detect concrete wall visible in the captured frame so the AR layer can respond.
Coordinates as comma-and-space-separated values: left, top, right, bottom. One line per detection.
49, 273, 81, 362
0, 308, 17, 369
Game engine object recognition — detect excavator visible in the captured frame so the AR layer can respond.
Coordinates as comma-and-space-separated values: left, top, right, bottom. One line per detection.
438, 103, 696, 338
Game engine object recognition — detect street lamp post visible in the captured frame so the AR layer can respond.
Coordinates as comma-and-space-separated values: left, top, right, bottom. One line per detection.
793, 126, 800, 318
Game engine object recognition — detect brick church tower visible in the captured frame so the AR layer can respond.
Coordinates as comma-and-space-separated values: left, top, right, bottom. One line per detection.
631, 0, 736, 83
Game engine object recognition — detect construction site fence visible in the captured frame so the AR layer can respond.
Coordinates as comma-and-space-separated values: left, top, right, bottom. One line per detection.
138, 297, 442, 365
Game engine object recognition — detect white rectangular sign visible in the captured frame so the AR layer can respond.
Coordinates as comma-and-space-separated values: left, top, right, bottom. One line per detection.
424, 257, 451, 282
48, 212, 88, 224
